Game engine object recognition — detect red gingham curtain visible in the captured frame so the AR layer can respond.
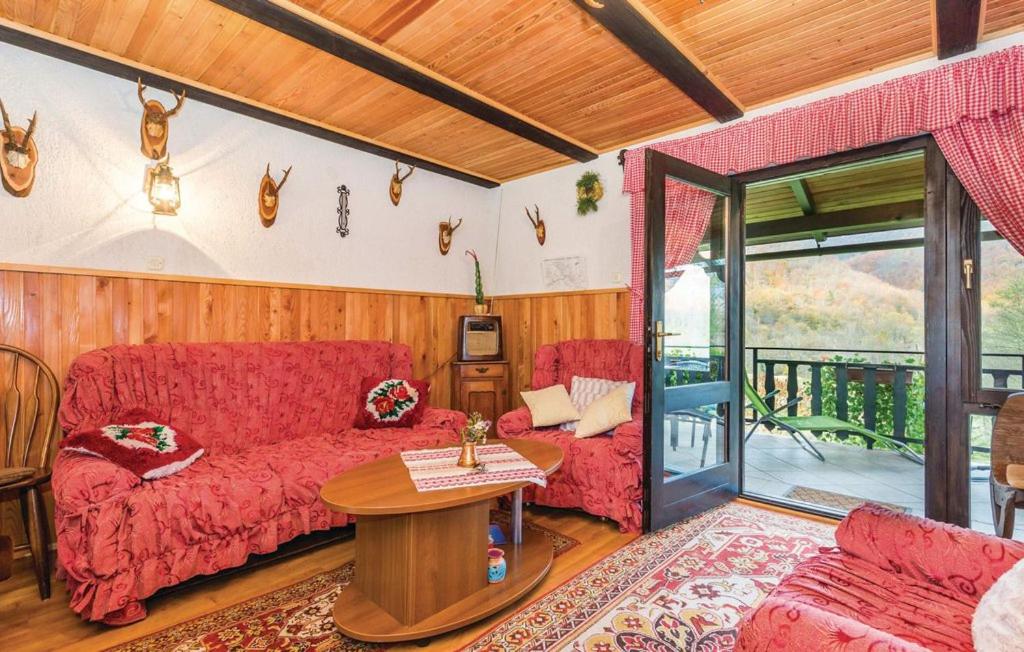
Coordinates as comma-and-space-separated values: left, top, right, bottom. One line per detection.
625, 45, 1024, 343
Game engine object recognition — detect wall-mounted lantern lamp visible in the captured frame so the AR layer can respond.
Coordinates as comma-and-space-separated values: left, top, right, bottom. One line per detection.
144, 156, 180, 216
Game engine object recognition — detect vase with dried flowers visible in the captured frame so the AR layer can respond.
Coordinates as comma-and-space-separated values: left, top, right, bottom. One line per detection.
457, 411, 492, 468
465, 249, 488, 315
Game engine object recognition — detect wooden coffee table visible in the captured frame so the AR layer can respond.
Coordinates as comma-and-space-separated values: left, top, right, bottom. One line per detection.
319, 438, 562, 643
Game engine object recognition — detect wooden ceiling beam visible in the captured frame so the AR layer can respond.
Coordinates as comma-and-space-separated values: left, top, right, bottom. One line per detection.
0, 20, 499, 188
788, 179, 816, 216
572, 0, 743, 123
933, 0, 985, 59
211, 0, 598, 163
746, 200, 924, 244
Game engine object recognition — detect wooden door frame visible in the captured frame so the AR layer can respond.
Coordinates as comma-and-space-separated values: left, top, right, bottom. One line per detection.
734, 134, 966, 524
642, 149, 744, 532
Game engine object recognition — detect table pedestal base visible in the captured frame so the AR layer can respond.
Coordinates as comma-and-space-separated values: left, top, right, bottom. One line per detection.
333, 505, 553, 643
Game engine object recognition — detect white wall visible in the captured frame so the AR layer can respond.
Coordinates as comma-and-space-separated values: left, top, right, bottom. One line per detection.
0, 43, 500, 296
4, 32, 1023, 298
491, 32, 1024, 296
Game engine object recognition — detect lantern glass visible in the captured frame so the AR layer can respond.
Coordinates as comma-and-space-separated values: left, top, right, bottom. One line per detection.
145, 159, 180, 216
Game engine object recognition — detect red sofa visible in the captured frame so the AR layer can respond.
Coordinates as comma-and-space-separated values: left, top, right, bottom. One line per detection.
52, 341, 465, 625
736, 503, 1024, 651
497, 340, 643, 532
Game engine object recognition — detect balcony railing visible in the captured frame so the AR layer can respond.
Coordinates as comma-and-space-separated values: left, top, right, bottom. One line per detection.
665, 345, 1024, 456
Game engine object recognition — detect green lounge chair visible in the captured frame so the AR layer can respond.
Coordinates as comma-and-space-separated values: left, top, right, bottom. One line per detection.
744, 374, 924, 465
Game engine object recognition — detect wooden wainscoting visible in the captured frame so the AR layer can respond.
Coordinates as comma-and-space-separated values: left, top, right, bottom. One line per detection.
490, 288, 631, 409
0, 264, 629, 552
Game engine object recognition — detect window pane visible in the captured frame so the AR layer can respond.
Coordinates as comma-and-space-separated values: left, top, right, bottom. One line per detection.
979, 224, 1024, 390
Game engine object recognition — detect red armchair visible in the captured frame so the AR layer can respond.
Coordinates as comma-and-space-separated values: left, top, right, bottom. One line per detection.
736, 503, 1024, 651
497, 340, 643, 532
53, 341, 465, 625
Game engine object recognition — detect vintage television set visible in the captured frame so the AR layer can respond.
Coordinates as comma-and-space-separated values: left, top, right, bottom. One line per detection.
457, 315, 504, 362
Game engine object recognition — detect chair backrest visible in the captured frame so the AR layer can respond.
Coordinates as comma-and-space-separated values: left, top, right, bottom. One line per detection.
0, 345, 61, 472
743, 374, 773, 417
991, 392, 1024, 485
531, 340, 644, 411
59, 341, 412, 455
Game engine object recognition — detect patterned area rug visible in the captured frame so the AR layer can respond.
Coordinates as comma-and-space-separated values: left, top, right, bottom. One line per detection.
463, 503, 835, 652
784, 485, 907, 513
108, 514, 578, 652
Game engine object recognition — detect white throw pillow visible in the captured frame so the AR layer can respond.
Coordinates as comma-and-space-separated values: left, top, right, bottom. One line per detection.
560, 376, 636, 431
575, 385, 634, 438
973, 556, 1024, 651
520, 384, 581, 428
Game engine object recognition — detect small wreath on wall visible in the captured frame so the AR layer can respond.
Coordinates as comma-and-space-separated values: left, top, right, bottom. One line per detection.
576, 171, 603, 216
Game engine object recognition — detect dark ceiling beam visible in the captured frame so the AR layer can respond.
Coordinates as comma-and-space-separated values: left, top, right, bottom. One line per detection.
788, 179, 816, 216
211, 0, 597, 163
934, 0, 985, 59
746, 200, 924, 244
0, 23, 498, 188
571, 0, 742, 123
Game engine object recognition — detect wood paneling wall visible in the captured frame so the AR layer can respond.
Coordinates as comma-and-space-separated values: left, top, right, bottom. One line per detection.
491, 289, 631, 409
0, 265, 630, 551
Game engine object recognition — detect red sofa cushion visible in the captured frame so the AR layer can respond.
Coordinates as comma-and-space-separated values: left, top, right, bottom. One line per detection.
60, 408, 204, 479
736, 505, 1024, 652
59, 341, 413, 455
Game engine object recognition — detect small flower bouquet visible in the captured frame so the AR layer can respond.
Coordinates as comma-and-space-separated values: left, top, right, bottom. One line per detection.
461, 411, 492, 445
457, 411, 492, 468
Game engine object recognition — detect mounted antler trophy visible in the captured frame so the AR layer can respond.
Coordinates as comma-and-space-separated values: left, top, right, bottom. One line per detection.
389, 161, 414, 206
137, 78, 186, 160
438, 216, 463, 255
525, 204, 546, 245
258, 164, 292, 228
0, 99, 39, 198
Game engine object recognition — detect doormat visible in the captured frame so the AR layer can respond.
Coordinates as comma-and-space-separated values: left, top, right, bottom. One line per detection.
462, 501, 835, 651
106, 513, 578, 652
784, 485, 908, 513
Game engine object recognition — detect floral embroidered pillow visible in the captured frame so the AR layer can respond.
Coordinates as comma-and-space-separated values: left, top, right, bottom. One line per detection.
355, 377, 430, 429
60, 408, 204, 480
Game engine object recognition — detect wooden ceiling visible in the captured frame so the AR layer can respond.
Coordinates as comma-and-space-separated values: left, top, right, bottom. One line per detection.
1, 1, 1020, 186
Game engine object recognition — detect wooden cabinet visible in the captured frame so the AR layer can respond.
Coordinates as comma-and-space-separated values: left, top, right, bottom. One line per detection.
452, 361, 509, 436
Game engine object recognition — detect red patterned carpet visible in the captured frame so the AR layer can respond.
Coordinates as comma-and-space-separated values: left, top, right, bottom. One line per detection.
463, 503, 835, 652
108, 514, 578, 652
108, 504, 833, 652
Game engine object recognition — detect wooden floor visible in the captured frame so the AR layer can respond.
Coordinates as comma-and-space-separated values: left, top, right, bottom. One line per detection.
0, 506, 639, 651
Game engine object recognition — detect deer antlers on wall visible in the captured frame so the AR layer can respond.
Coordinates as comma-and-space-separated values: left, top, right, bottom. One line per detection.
438, 216, 463, 255
137, 78, 186, 160
389, 160, 414, 206
259, 164, 292, 228
525, 204, 546, 245
0, 98, 39, 197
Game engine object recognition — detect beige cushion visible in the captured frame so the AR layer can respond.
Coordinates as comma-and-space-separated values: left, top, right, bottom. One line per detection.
575, 385, 634, 439
521, 384, 580, 428
973, 557, 1024, 651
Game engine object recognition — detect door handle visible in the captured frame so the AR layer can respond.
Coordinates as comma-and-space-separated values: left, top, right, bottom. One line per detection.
654, 320, 681, 362
963, 258, 974, 290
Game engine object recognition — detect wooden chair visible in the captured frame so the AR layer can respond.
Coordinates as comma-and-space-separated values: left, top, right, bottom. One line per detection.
989, 392, 1024, 538
0, 345, 60, 599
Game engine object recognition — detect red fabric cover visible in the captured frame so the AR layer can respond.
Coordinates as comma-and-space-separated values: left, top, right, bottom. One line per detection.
498, 340, 644, 532
60, 408, 204, 479
353, 377, 429, 428
624, 45, 1024, 342
53, 341, 465, 625
735, 504, 1024, 652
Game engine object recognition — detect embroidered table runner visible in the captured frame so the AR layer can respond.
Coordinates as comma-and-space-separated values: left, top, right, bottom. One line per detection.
401, 443, 547, 492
